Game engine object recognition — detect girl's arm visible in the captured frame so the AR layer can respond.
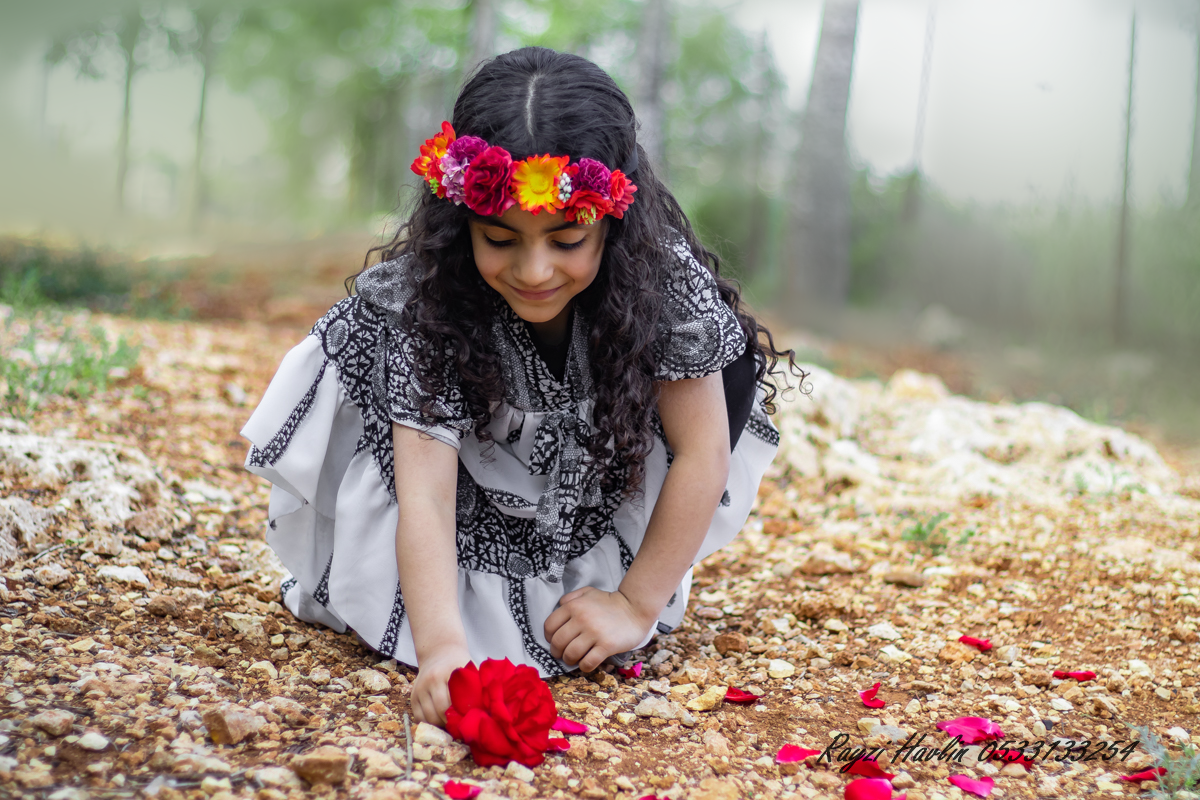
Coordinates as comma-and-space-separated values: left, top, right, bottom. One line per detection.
392, 422, 470, 726
545, 371, 730, 671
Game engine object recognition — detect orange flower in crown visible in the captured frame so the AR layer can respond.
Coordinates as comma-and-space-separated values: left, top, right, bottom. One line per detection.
410, 121, 457, 198
412, 121, 637, 224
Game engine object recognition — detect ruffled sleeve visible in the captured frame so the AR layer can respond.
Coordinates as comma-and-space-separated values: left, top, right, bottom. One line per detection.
652, 239, 747, 381
326, 258, 474, 449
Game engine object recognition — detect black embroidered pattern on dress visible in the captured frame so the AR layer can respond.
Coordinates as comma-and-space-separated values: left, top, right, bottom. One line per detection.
247, 360, 329, 468
480, 486, 537, 511
507, 577, 564, 676
376, 580, 407, 657
653, 241, 746, 381
312, 554, 333, 607
280, 576, 298, 604
745, 413, 780, 446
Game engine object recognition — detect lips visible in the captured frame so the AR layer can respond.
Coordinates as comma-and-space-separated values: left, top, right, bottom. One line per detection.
512, 285, 560, 301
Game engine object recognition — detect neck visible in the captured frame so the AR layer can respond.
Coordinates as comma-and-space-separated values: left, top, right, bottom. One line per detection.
527, 302, 572, 345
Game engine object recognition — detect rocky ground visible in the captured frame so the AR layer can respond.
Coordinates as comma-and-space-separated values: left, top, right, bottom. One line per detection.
1, 308, 1198, 800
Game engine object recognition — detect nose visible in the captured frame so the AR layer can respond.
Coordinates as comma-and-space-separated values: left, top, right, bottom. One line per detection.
511, 242, 555, 288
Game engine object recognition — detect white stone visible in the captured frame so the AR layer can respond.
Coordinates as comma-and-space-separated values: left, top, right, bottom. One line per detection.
878, 645, 912, 664
247, 661, 278, 680
349, 668, 391, 694
503, 761, 535, 783
414, 721, 453, 747
1050, 698, 1073, 712
95, 565, 149, 588
33, 563, 72, 587
823, 618, 848, 632
767, 660, 796, 679
77, 731, 109, 751
867, 622, 901, 641
1166, 726, 1191, 744
1128, 659, 1153, 678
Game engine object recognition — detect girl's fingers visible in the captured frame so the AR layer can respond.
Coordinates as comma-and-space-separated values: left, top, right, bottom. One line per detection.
578, 645, 607, 674
561, 631, 596, 667
559, 587, 590, 605
548, 619, 583, 659
544, 604, 570, 639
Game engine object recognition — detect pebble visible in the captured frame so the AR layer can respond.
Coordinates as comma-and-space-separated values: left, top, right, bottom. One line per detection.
1050, 698, 1074, 712
703, 730, 731, 756
767, 659, 795, 679
857, 717, 881, 734
634, 697, 683, 720
823, 618, 848, 632
1167, 726, 1191, 744
504, 761, 536, 782
883, 569, 925, 587
349, 668, 392, 694
995, 645, 1021, 664
95, 565, 149, 588
358, 748, 403, 779
247, 661, 279, 680
414, 721, 453, 746
202, 703, 266, 745
904, 699, 922, 715
290, 745, 349, 785
712, 631, 748, 655
878, 645, 912, 664
33, 563, 71, 587
892, 772, 916, 789
1128, 659, 1153, 678
870, 725, 909, 743
615, 712, 636, 725
77, 732, 109, 751
309, 667, 332, 686
799, 544, 856, 575
938, 641, 977, 664
867, 622, 901, 640
30, 709, 74, 737
686, 685, 727, 712
146, 595, 181, 617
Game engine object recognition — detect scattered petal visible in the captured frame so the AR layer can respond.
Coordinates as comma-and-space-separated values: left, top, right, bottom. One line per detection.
776, 744, 822, 764
725, 687, 758, 704
844, 778, 895, 800
551, 717, 588, 734
845, 759, 895, 779
637, 796, 667, 800
1120, 768, 1166, 782
949, 775, 994, 797
545, 738, 571, 752
860, 682, 886, 709
618, 662, 644, 679
958, 635, 992, 651
935, 717, 1004, 744
1051, 670, 1097, 681
444, 781, 483, 800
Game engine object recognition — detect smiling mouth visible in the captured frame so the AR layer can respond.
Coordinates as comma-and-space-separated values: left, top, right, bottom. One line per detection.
512, 286, 560, 300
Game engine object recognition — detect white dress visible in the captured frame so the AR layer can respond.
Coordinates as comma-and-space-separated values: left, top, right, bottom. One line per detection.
241, 243, 780, 677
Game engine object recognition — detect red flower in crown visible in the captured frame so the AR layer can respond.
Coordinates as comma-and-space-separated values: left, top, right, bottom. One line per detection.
411, 121, 456, 198
609, 170, 637, 219
463, 146, 518, 217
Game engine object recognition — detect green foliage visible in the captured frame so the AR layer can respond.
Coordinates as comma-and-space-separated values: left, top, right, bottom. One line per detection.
1131, 726, 1200, 799
900, 512, 973, 556
0, 312, 140, 419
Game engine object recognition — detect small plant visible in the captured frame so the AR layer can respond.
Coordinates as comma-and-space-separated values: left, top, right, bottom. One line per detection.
1132, 725, 1200, 799
901, 512, 973, 556
0, 310, 139, 419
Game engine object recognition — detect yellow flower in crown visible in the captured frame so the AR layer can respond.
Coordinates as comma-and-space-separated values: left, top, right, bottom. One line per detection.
512, 155, 570, 215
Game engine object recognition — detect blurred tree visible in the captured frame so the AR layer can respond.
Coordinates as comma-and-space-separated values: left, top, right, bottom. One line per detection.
783, 0, 859, 323
467, 0, 498, 76
1189, 12, 1200, 208
636, 0, 670, 171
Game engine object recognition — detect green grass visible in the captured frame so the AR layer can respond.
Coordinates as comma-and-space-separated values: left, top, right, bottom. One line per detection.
1132, 726, 1200, 799
901, 513, 975, 557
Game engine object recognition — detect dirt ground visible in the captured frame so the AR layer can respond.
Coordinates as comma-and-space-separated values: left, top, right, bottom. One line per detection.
1, 303, 1198, 800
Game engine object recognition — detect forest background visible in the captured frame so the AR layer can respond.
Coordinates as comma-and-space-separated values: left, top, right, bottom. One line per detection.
1, 0, 1200, 445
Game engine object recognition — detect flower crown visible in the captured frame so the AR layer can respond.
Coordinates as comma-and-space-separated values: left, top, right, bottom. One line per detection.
410, 121, 637, 226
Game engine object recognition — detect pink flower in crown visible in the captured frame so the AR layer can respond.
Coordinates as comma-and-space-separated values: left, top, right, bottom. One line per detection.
571, 158, 612, 197
441, 136, 489, 204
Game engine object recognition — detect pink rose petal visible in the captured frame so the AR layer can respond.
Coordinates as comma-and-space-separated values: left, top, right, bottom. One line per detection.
444, 781, 483, 800
1121, 767, 1166, 782
860, 682, 886, 709
958, 635, 992, 651
551, 717, 588, 734
844, 778, 896, 800
1051, 670, 1097, 681
545, 738, 571, 752
618, 662, 644, 679
845, 759, 895, 779
725, 687, 758, 704
776, 744, 822, 764
949, 775, 994, 798
935, 716, 1005, 744
637, 796, 667, 800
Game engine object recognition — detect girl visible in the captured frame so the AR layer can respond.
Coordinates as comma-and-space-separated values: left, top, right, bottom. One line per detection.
242, 46, 798, 726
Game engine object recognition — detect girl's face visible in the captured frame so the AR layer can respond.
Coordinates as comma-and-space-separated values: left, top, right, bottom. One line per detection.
469, 206, 606, 341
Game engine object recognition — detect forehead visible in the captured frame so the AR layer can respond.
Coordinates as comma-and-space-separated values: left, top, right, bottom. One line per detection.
475, 207, 585, 235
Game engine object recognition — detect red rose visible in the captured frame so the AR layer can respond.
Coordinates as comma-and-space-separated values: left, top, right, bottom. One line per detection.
608, 170, 637, 219
564, 189, 614, 225
463, 146, 517, 217
445, 658, 556, 767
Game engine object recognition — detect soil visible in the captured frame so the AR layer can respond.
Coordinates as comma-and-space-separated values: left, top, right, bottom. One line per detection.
1, 300, 1197, 800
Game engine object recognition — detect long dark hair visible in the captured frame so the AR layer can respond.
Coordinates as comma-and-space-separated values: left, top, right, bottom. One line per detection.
359, 46, 800, 495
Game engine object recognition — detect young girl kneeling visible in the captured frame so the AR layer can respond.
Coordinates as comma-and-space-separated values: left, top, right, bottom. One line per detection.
243, 46, 798, 725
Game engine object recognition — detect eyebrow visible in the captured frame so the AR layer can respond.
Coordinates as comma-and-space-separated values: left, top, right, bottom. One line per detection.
479, 217, 581, 234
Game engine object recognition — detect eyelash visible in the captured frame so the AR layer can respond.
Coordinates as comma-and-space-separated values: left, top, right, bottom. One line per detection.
484, 236, 586, 251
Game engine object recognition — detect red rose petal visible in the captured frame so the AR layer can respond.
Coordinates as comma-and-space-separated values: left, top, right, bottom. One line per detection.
1051, 670, 1097, 682
725, 687, 758, 704
860, 682, 886, 709
446, 658, 556, 768
845, 759, 896, 779
958, 635, 992, 651
618, 662, 644, 679
948, 775, 994, 797
545, 738, 571, 752
990, 749, 1034, 768
844, 778, 896, 800
444, 781, 483, 800
776, 744, 822, 764
935, 717, 1004, 744
1120, 767, 1167, 782
637, 796, 667, 800
551, 717, 588, 735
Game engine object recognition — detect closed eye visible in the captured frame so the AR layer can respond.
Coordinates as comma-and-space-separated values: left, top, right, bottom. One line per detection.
554, 238, 586, 251
484, 236, 516, 248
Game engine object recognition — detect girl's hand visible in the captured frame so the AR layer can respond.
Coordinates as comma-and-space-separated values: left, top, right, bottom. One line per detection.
544, 586, 655, 673
410, 646, 472, 727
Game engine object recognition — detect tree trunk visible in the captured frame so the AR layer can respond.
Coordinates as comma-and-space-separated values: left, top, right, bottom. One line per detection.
190, 11, 214, 232
467, 0, 497, 77
115, 11, 142, 212
741, 33, 774, 279
636, 0, 670, 172
1113, 14, 1136, 346
903, 1, 937, 224
783, 0, 860, 323
1188, 18, 1200, 207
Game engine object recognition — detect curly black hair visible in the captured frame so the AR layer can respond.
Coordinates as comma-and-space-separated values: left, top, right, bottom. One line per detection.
357, 46, 801, 496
